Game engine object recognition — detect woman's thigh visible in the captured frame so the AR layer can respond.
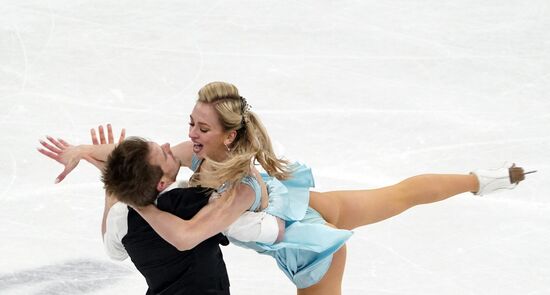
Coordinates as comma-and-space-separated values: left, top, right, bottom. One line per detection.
297, 233, 347, 295
308, 191, 341, 226
309, 174, 478, 230
309, 186, 409, 230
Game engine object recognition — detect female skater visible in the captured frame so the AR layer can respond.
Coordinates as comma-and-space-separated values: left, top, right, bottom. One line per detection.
39, 82, 531, 295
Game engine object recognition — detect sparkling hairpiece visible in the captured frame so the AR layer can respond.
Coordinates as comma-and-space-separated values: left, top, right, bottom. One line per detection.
240, 96, 251, 114
240, 96, 251, 127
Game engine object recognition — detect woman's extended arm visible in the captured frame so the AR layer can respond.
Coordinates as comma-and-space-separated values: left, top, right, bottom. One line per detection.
90, 124, 194, 169
39, 139, 193, 182
38, 137, 116, 182
170, 140, 194, 168
135, 183, 256, 251
38, 125, 125, 181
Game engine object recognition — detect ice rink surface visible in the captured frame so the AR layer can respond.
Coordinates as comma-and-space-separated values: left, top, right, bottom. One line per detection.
1, 1, 549, 294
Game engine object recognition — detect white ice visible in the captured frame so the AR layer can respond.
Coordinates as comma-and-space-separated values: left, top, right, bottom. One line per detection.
1, 1, 549, 294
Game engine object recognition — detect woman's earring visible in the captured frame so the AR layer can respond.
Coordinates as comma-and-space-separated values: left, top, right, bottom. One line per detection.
225, 143, 231, 152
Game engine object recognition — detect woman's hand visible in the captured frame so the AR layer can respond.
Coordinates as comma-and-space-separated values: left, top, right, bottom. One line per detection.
38, 136, 82, 183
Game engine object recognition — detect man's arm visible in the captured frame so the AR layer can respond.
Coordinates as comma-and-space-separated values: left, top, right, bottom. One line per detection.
102, 195, 129, 261
135, 183, 256, 251
102, 191, 119, 237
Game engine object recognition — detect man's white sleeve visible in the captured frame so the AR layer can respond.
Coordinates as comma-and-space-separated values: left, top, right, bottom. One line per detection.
224, 211, 280, 244
103, 202, 129, 261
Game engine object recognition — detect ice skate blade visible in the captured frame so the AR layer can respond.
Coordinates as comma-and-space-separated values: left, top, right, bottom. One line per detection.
509, 165, 536, 184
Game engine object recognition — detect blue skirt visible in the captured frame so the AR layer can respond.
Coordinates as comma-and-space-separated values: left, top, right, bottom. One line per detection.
229, 163, 353, 288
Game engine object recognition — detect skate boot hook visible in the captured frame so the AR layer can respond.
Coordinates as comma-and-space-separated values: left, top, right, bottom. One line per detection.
471, 163, 537, 196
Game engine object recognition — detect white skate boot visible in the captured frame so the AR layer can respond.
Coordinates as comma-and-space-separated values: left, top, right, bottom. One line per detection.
471, 163, 535, 196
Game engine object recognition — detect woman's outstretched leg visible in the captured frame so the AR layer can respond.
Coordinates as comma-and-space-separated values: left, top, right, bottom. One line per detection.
309, 173, 479, 230
310, 162, 533, 230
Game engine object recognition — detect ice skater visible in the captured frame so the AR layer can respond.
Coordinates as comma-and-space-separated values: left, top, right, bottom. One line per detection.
40, 127, 284, 295
39, 81, 534, 295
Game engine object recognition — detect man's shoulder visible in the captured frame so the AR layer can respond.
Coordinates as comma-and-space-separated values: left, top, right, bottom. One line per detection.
156, 187, 214, 219
109, 202, 130, 218
158, 187, 213, 201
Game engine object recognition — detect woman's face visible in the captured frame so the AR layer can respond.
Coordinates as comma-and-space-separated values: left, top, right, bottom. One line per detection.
188, 102, 230, 161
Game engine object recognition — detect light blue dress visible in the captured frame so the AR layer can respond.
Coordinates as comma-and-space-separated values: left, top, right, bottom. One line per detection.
191, 155, 352, 288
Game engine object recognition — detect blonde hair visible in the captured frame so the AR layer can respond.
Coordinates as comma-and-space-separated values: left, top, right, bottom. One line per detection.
193, 81, 291, 189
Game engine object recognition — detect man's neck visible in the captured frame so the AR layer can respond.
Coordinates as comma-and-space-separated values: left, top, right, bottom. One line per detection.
159, 181, 178, 195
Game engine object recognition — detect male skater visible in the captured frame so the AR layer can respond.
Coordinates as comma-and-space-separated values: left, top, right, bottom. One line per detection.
40, 135, 282, 295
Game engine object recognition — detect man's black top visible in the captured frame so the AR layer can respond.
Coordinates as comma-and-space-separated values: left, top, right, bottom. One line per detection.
121, 187, 230, 295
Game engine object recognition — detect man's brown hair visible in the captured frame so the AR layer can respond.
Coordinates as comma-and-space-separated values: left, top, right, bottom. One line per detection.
102, 137, 163, 207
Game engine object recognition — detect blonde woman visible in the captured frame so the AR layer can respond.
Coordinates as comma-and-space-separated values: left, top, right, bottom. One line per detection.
40, 82, 532, 295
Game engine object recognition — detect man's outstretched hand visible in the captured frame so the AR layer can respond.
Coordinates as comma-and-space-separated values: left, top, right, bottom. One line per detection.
87, 124, 126, 170
91, 124, 125, 145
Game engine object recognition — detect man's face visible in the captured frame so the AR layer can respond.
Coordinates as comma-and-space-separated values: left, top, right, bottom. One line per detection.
147, 142, 180, 185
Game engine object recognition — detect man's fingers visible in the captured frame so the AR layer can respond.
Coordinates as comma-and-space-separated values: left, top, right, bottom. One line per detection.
93, 125, 122, 145
118, 128, 126, 143
98, 125, 106, 144
107, 124, 114, 144
91, 128, 99, 145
